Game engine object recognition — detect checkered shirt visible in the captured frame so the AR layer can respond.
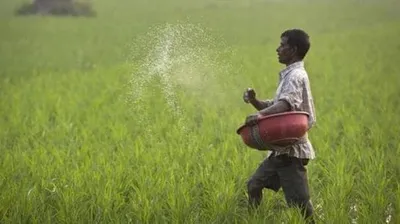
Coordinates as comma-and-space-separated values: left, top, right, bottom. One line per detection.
264, 61, 317, 159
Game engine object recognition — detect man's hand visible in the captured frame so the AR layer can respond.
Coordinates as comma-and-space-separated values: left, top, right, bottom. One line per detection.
245, 113, 261, 126
243, 88, 273, 111
243, 88, 256, 103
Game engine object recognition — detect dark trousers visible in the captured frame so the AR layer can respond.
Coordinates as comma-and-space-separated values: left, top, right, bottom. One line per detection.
247, 153, 315, 223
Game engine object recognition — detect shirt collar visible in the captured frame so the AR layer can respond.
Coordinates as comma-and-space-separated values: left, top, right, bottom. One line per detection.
279, 61, 304, 80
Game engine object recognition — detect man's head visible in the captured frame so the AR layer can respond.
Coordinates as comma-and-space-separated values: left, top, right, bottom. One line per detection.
276, 29, 310, 65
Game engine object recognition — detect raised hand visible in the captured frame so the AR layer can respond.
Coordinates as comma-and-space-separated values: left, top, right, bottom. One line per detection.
243, 88, 256, 103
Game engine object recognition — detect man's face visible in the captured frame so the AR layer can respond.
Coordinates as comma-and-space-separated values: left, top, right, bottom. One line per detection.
276, 36, 295, 64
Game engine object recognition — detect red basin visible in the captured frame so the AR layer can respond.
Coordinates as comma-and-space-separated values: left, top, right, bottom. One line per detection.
236, 111, 309, 150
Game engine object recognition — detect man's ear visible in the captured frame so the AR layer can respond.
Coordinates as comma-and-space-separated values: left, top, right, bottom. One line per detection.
291, 46, 298, 57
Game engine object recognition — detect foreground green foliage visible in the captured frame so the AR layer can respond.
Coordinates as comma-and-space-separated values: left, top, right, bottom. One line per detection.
1, 0, 399, 223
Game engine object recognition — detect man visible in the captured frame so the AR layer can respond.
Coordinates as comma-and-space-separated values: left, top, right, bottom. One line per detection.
243, 29, 317, 223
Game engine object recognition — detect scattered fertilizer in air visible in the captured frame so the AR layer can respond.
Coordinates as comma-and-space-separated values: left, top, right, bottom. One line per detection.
126, 22, 234, 137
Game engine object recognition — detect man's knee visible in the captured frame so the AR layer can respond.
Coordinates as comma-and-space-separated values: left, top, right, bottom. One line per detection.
247, 178, 262, 194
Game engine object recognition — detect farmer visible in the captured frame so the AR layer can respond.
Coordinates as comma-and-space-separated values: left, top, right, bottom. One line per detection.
243, 29, 317, 223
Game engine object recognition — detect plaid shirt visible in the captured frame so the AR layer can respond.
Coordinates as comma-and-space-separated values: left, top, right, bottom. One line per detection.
264, 61, 317, 159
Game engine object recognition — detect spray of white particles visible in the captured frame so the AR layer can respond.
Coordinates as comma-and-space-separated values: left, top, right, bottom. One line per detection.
126, 22, 234, 137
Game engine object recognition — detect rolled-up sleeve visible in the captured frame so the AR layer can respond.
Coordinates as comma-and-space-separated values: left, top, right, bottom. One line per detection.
277, 75, 303, 111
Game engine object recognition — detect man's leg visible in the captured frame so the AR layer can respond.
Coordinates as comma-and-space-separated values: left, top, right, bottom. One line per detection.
247, 154, 281, 209
276, 155, 315, 223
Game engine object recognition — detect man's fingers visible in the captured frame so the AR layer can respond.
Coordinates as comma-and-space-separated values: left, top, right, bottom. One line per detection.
245, 114, 260, 125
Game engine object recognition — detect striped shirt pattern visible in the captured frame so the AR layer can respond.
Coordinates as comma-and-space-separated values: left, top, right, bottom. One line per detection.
264, 61, 317, 159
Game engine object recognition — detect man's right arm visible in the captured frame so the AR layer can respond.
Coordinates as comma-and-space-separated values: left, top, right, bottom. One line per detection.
249, 99, 274, 111
243, 88, 273, 110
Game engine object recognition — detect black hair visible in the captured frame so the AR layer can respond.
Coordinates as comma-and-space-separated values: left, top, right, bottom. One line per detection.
281, 29, 310, 59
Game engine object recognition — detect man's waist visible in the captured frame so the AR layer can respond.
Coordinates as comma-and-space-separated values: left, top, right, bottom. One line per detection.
267, 133, 309, 151
295, 133, 308, 144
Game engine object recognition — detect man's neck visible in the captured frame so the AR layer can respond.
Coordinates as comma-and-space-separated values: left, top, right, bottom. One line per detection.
285, 58, 302, 67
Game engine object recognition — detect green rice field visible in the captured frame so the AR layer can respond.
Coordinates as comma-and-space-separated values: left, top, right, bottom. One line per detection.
1, 0, 399, 223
